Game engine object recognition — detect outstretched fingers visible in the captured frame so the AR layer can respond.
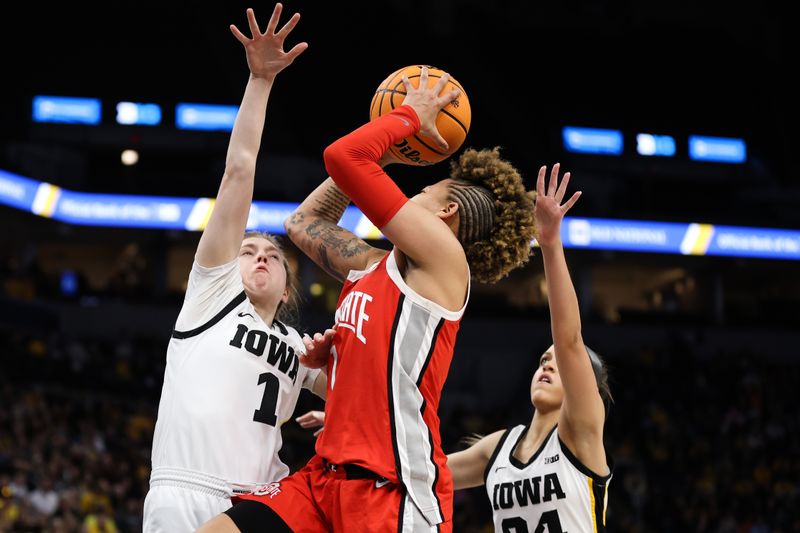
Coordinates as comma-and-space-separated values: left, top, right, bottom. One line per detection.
419, 66, 429, 91
263, 3, 283, 35
439, 87, 461, 108
562, 190, 582, 213
284, 41, 309, 62
431, 72, 450, 97
276, 12, 301, 40
246, 7, 263, 37
548, 163, 560, 197
230, 24, 250, 44
536, 165, 547, 198
554, 172, 570, 204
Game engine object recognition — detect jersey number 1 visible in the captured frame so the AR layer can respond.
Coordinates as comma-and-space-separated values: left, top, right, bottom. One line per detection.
253, 372, 279, 426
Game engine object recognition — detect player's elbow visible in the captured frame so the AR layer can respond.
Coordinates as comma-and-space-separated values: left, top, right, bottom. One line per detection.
554, 330, 584, 353
283, 211, 296, 234
223, 156, 257, 183
323, 143, 348, 182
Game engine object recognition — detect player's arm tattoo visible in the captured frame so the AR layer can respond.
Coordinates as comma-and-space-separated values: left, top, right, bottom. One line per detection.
310, 186, 350, 222
286, 181, 382, 282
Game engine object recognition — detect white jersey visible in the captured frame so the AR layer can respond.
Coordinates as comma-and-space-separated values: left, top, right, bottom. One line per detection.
485, 425, 612, 533
150, 258, 319, 487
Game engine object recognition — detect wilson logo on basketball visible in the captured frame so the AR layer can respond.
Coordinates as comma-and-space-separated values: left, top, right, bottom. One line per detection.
393, 139, 434, 166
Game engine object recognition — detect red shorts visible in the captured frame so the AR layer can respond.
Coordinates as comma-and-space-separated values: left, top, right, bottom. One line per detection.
233, 455, 450, 532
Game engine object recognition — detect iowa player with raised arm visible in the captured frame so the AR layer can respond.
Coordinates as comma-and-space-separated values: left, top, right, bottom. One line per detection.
446, 166, 613, 532
142, 6, 326, 532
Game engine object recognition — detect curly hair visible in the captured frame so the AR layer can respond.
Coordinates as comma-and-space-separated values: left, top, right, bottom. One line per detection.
447, 148, 536, 284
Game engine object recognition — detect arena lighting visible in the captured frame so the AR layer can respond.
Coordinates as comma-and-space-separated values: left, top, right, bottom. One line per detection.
309, 283, 325, 297
636, 134, 676, 157
562, 127, 624, 155
1, 169, 798, 261
121, 149, 139, 166
60, 270, 79, 296
32, 95, 101, 125
689, 135, 747, 163
175, 103, 239, 131
116, 102, 162, 126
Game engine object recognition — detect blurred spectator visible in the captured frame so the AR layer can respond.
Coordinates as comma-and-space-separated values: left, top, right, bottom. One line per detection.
28, 478, 59, 516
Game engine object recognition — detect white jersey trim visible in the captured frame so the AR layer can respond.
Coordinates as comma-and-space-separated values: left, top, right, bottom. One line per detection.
386, 249, 469, 321
345, 253, 387, 282
388, 293, 447, 526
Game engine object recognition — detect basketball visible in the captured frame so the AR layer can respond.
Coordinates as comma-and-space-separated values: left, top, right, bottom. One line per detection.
369, 65, 471, 166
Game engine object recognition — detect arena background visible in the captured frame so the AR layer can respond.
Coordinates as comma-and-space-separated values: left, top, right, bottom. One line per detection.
1, 2, 798, 531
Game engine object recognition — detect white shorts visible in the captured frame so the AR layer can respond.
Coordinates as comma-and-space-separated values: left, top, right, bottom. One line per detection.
143, 484, 231, 532
143, 467, 245, 533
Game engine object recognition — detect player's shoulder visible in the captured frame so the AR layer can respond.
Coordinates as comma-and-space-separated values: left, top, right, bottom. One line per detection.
475, 428, 512, 460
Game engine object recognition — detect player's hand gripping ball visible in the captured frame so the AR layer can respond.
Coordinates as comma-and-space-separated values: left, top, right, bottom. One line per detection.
370, 65, 471, 166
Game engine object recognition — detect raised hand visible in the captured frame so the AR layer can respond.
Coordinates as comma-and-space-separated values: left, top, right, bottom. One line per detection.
230, 4, 308, 82
401, 66, 460, 151
534, 163, 581, 248
299, 327, 336, 369
296, 410, 325, 436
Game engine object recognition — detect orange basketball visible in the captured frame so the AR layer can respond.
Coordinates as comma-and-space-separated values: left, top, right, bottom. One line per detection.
369, 65, 471, 166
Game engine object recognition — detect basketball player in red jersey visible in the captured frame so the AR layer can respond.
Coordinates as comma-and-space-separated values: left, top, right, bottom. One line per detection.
198, 68, 536, 532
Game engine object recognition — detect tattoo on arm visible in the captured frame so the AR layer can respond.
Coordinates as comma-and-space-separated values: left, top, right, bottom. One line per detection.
286, 182, 380, 281
285, 211, 305, 238
288, 211, 305, 225
317, 244, 341, 282
305, 219, 375, 280
311, 186, 350, 222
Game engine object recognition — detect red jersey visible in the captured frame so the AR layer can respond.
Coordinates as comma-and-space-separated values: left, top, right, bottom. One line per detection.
316, 250, 467, 526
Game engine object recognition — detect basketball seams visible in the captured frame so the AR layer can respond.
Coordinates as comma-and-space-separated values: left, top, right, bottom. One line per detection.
439, 109, 469, 136
378, 86, 468, 138
374, 67, 404, 122
412, 134, 448, 157
369, 92, 378, 120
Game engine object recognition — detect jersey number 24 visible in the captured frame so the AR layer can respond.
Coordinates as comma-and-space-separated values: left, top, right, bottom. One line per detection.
502, 510, 565, 533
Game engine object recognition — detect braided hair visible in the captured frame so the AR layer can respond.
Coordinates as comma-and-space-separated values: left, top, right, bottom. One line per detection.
447, 148, 536, 284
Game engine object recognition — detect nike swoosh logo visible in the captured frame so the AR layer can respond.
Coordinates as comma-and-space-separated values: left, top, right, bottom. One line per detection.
375, 478, 391, 489
237, 312, 254, 319
392, 115, 410, 127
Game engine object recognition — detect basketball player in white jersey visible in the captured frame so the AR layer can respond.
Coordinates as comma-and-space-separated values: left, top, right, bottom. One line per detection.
447, 165, 613, 532
142, 5, 327, 532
